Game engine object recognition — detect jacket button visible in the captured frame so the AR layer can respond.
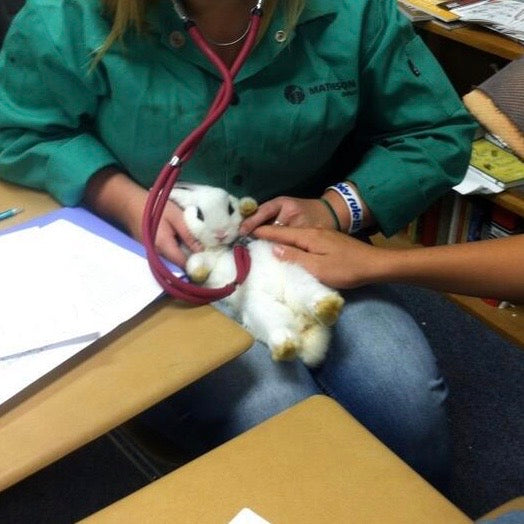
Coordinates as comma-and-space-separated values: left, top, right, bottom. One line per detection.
275, 30, 287, 43
169, 31, 185, 48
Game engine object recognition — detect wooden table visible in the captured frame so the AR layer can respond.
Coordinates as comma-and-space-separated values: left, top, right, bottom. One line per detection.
0, 180, 253, 491
82, 395, 472, 524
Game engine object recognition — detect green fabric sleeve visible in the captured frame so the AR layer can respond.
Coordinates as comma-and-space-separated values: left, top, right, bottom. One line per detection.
347, 0, 477, 236
0, 3, 117, 206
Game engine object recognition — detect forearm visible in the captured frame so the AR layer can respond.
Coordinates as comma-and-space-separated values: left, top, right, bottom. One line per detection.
84, 168, 149, 240
380, 236, 524, 303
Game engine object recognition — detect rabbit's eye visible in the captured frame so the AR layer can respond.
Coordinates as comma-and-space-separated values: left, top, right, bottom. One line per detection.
196, 207, 204, 221
228, 203, 234, 215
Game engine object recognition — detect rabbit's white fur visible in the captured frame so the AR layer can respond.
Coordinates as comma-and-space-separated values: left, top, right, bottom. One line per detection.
169, 183, 344, 367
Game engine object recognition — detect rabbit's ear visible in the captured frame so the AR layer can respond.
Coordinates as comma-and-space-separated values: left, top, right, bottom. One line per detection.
169, 184, 197, 209
239, 197, 258, 217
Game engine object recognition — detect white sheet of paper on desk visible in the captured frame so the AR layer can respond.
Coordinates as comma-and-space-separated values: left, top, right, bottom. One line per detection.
0, 226, 99, 358
0, 337, 97, 405
0, 219, 164, 404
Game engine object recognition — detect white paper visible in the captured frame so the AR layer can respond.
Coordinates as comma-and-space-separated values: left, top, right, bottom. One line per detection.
228, 508, 271, 524
452, 0, 524, 43
453, 168, 505, 195
0, 336, 98, 405
0, 226, 99, 358
0, 219, 168, 404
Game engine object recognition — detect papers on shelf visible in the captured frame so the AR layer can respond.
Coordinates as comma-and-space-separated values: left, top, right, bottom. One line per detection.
0, 218, 169, 405
453, 165, 505, 194
397, 0, 461, 22
398, 0, 524, 38
398, 1, 435, 21
449, 0, 524, 43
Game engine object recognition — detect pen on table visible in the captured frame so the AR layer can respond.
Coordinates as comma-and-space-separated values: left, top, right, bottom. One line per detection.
0, 207, 24, 221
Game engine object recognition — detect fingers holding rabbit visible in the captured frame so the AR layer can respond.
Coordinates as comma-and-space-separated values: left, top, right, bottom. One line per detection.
239, 196, 338, 236
153, 200, 203, 267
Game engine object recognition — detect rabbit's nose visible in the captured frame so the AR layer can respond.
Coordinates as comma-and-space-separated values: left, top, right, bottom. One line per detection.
215, 230, 228, 241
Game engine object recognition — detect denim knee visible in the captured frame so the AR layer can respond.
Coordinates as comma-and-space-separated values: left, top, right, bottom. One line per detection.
138, 339, 320, 455
310, 284, 451, 487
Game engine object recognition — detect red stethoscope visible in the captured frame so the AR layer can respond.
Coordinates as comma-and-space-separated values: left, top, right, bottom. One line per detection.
142, 0, 265, 304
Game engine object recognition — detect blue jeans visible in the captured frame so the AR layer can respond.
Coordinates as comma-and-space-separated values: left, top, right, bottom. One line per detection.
139, 284, 450, 487
478, 513, 524, 524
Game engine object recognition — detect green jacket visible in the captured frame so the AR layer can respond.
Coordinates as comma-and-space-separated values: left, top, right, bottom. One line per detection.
0, 0, 476, 236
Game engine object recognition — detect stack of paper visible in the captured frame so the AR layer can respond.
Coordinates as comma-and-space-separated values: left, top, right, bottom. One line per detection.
397, 0, 461, 23
0, 216, 176, 405
448, 0, 524, 43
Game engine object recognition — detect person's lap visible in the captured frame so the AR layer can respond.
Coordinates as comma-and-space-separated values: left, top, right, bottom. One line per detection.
311, 284, 450, 486
138, 284, 449, 486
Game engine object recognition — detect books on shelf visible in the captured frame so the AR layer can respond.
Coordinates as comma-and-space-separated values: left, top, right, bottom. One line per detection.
445, 193, 491, 244
407, 192, 522, 246
482, 202, 523, 238
404, 193, 522, 307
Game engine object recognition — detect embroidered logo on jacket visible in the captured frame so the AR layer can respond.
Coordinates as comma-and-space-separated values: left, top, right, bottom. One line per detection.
284, 85, 306, 105
284, 80, 356, 104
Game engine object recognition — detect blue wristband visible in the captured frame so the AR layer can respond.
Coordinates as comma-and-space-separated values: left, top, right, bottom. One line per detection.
327, 182, 364, 234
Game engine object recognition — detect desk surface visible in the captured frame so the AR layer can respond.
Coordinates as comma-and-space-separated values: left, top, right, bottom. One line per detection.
0, 180, 253, 491
83, 396, 471, 523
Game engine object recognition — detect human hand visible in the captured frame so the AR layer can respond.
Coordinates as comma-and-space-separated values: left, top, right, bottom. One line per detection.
253, 225, 388, 289
134, 198, 203, 268
239, 196, 338, 236
85, 169, 201, 267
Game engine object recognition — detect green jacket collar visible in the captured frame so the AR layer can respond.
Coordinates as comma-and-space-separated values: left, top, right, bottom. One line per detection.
299, 0, 338, 23
147, 0, 338, 29
146, 1, 337, 82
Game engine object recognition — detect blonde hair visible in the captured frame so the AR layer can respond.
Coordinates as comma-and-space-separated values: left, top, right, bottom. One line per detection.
95, 0, 306, 61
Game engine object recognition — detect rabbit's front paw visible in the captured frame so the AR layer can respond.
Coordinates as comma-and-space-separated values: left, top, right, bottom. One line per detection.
314, 293, 344, 326
239, 197, 258, 217
186, 254, 211, 283
188, 265, 210, 284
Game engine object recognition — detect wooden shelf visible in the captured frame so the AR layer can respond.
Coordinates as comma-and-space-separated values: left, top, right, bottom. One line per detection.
401, 24, 524, 348
447, 293, 524, 348
487, 189, 524, 218
419, 21, 524, 60
371, 233, 524, 349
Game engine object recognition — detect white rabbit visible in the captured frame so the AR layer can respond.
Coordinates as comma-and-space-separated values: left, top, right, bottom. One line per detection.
169, 183, 344, 367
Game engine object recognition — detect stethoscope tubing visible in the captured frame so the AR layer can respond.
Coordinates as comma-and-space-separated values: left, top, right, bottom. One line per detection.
142, 8, 263, 304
